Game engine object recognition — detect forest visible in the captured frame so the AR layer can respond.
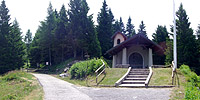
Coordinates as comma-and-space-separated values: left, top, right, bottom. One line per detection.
0, 0, 200, 75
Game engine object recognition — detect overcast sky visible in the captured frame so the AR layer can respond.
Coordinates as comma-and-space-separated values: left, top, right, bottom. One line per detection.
2, 0, 200, 39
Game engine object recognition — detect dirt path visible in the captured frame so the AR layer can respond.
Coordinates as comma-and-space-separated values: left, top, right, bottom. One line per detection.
33, 73, 171, 100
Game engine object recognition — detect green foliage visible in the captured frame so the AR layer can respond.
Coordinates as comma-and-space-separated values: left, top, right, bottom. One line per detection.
97, 0, 114, 58
0, 71, 40, 100
1, 72, 21, 81
24, 29, 33, 68
179, 65, 200, 99
126, 16, 135, 38
164, 39, 173, 65
138, 21, 147, 38
0, 1, 25, 74
30, 1, 102, 67
179, 65, 191, 75
119, 17, 126, 34
175, 4, 199, 73
69, 58, 106, 79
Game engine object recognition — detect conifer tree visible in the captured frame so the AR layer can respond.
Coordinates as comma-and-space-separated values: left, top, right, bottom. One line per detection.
0, 0, 12, 74
97, 0, 114, 57
68, 0, 101, 58
195, 24, 200, 73
138, 21, 147, 38
175, 4, 199, 73
152, 25, 169, 65
152, 25, 169, 43
119, 17, 126, 34
9, 19, 25, 70
113, 20, 120, 33
24, 29, 32, 67
54, 5, 69, 63
126, 16, 135, 38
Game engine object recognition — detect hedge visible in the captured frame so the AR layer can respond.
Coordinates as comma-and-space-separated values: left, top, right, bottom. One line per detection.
69, 58, 106, 79
180, 65, 200, 99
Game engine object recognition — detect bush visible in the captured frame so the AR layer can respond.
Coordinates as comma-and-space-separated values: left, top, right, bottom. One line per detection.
179, 64, 200, 99
2, 71, 21, 81
69, 58, 106, 79
180, 65, 191, 75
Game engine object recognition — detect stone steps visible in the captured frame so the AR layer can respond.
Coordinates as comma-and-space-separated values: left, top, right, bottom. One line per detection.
119, 68, 149, 87
127, 75, 148, 78
125, 78, 146, 81
122, 80, 145, 84
119, 84, 145, 87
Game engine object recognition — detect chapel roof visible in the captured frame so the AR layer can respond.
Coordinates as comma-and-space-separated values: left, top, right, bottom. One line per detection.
111, 31, 127, 40
106, 33, 164, 55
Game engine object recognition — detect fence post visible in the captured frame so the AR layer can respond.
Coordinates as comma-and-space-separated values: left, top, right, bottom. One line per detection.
96, 72, 98, 84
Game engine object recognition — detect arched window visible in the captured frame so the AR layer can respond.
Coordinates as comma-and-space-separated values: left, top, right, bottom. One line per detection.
117, 39, 120, 44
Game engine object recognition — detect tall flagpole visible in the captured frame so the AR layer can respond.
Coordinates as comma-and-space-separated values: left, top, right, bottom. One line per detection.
173, 0, 177, 71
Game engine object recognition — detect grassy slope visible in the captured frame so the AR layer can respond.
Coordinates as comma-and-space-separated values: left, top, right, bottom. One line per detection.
149, 68, 172, 86
0, 71, 43, 100
99, 68, 127, 86
57, 68, 128, 86
47, 58, 74, 74
149, 68, 186, 100
170, 69, 186, 100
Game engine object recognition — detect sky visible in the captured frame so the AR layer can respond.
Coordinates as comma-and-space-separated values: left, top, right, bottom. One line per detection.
2, 0, 200, 39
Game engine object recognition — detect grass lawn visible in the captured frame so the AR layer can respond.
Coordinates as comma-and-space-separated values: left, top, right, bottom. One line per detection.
170, 69, 186, 100
99, 68, 127, 86
148, 68, 186, 100
0, 71, 43, 100
149, 68, 172, 86
57, 68, 128, 87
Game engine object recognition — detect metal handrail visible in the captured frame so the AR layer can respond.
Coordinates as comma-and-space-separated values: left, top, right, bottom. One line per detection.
145, 66, 153, 87
95, 59, 105, 84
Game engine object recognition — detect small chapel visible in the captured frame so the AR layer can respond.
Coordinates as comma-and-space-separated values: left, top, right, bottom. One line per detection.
106, 32, 163, 68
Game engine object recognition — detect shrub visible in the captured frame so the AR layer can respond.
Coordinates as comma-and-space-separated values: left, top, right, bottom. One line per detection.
2, 72, 21, 81
179, 64, 200, 99
69, 58, 106, 79
180, 65, 191, 75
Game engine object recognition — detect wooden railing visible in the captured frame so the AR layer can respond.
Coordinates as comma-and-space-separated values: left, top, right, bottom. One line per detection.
145, 66, 153, 87
95, 59, 106, 84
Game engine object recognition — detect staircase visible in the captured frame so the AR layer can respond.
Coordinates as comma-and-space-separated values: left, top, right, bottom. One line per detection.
118, 68, 150, 87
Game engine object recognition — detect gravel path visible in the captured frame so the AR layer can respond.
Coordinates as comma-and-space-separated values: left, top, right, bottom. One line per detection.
33, 73, 171, 100
76, 87, 171, 100
33, 74, 91, 100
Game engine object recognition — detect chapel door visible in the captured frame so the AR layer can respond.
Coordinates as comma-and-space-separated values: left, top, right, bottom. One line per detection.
129, 53, 143, 68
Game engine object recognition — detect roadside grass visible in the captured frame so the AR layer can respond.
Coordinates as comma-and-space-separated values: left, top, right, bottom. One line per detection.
149, 68, 186, 99
0, 71, 43, 100
57, 68, 128, 87
170, 69, 186, 100
99, 68, 127, 86
40, 58, 74, 74
149, 68, 172, 86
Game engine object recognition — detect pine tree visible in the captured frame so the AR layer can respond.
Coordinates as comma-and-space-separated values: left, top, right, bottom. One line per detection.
97, 0, 114, 57
29, 24, 44, 68
54, 5, 69, 63
152, 25, 169, 65
24, 29, 32, 67
68, 0, 101, 58
195, 24, 200, 73
113, 20, 120, 33
138, 21, 147, 38
119, 17, 126, 34
175, 4, 199, 73
152, 25, 169, 43
126, 16, 135, 38
0, 0, 12, 74
9, 19, 25, 70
